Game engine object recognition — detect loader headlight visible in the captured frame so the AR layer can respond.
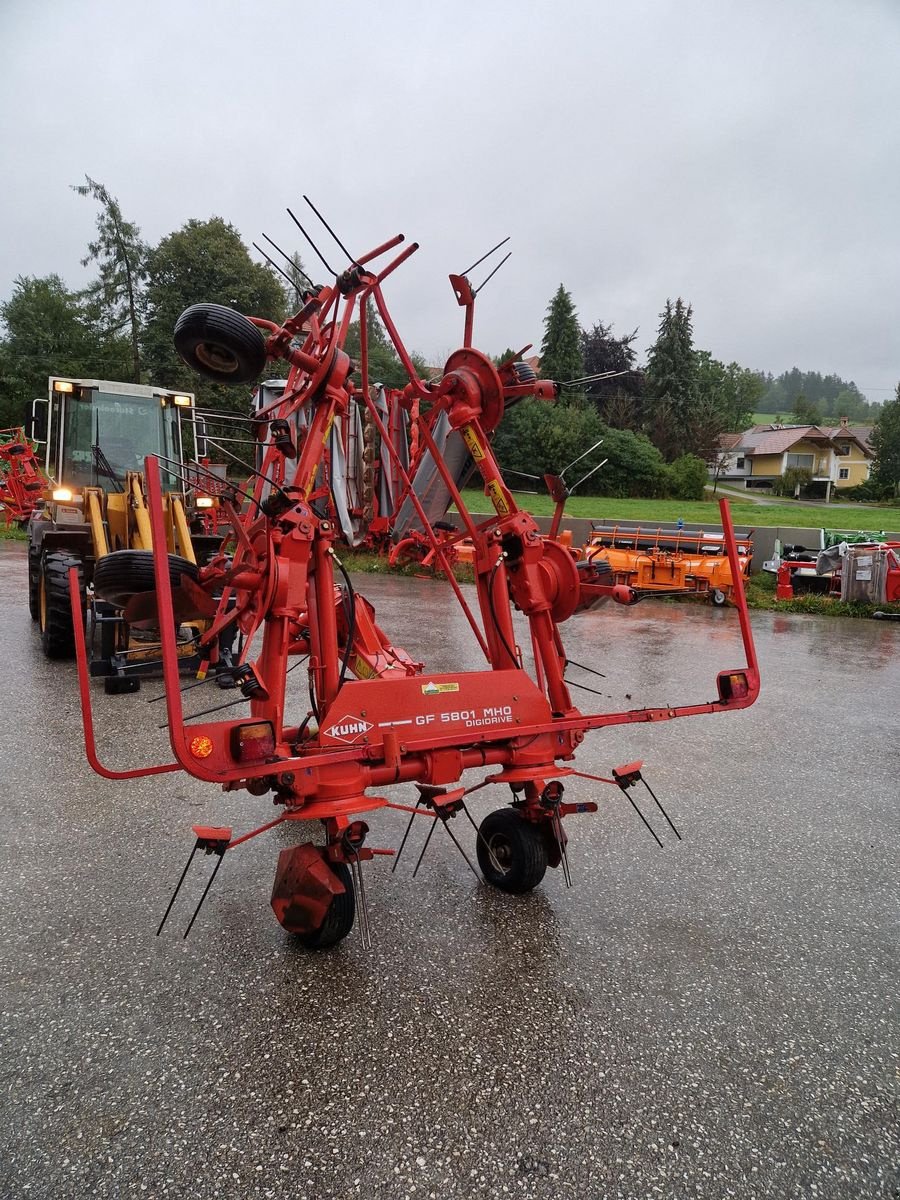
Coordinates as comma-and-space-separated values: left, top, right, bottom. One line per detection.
195, 496, 214, 509
52, 487, 74, 502
173, 394, 193, 407
53, 381, 75, 394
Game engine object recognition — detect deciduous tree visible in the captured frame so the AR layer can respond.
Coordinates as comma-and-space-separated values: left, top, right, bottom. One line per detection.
870, 384, 900, 496
142, 217, 287, 408
0, 275, 107, 427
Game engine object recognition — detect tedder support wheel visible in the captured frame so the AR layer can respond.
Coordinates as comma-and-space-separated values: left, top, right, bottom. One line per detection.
173, 303, 267, 384
93, 550, 199, 609
39, 551, 85, 659
296, 863, 356, 950
476, 808, 549, 894
27, 548, 41, 620
710, 589, 728, 607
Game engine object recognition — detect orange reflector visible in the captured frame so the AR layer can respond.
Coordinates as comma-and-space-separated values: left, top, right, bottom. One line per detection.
230, 721, 276, 763
190, 734, 214, 759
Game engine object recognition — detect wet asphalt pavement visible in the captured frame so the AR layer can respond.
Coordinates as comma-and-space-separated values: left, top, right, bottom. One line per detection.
0, 539, 897, 1199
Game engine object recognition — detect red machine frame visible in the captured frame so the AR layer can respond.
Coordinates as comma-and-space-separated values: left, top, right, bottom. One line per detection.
71, 226, 760, 947
0, 427, 47, 527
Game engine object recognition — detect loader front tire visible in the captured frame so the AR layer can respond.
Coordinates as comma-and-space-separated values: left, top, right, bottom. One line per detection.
173, 303, 267, 384
39, 551, 85, 659
27, 547, 41, 620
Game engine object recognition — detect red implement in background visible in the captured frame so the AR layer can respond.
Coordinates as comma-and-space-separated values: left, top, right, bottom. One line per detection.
0, 428, 47, 527
71, 220, 760, 950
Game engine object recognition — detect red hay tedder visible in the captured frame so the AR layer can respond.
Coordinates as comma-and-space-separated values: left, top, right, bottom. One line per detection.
70, 213, 760, 949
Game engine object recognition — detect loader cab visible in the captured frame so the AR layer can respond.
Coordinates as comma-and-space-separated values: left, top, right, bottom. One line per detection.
36, 378, 193, 497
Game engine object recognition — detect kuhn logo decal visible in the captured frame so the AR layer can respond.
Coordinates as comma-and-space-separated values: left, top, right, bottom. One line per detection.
323, 715, 373, 743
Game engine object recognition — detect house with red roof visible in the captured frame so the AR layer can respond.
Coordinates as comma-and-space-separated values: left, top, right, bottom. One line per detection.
714, 418, 873, 499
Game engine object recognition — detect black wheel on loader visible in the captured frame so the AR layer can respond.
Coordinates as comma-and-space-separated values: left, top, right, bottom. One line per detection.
173, 303, 267, 384
295, 863, 356, 950
93, 550, 199, 609
476, 808, 549, 894
39, 551, 85, 659
27, 547, 41, 620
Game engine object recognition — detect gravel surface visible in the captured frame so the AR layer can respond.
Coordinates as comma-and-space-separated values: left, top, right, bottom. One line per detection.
1, 542, 898, 1199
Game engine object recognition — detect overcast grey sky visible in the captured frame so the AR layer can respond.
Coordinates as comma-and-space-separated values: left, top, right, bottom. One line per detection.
1, 0, 898, 400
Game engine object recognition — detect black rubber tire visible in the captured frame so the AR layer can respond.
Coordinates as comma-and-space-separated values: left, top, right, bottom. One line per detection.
27, 547, 41, 620
476, 808, 549, 894
93, 550, 199, 609
173, 303, 267, 384
39, 551, 85, 659
296, 862, 356, 950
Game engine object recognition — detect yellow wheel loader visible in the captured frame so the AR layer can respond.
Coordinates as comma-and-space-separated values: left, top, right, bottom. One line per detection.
26, 377, 226, 692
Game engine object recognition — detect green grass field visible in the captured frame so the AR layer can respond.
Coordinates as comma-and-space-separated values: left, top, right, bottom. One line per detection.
457, 490, 900, 531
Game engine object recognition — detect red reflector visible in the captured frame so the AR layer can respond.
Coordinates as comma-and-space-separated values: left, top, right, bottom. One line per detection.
718, 671, 750, 701
231, 721, 276, 763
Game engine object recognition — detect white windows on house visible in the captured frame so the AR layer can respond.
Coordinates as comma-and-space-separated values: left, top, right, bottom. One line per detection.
786, 452, 814, 469
839, 467, 849, 480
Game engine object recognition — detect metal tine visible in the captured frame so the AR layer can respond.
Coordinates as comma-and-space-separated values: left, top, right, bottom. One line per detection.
553, 807, 573, 888
459, 235, 510, 278
411, 817, 439, 878
260, 232, 314, 286
160, 693, 247, 729
392, 799, 423, 872
641, 778, 682, 841
156, 841, 200, 935
617, 783, 664, 848
253, 241, 303, 295
439, 817, 481, 880
351, 853, 372, 950
287, 206, 336, 277
474, 250, 512, 296
183, 851, 226, 939
460, 802, 503, 876
302, 195, 361, 269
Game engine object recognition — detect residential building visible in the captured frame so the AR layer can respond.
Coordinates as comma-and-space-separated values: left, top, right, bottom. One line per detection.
712, 419, 873, 499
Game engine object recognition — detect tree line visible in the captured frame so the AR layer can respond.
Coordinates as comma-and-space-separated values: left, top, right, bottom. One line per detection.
2, 180, 897, 497
0, 177, 420, 434
492, 287, 763, 500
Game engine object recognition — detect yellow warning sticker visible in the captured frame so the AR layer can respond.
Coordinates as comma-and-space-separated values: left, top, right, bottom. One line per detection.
421, 681, 460, 695
322, 413, 336, 444
354, 655, 377, 680
461, 425, 485, 462
486, 479, 510, 515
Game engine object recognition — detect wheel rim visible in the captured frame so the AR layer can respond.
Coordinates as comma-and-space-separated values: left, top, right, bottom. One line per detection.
195, 341, 240, 374
486, 832, 513, 875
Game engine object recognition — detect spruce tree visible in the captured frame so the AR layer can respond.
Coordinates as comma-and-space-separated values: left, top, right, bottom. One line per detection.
643, 298, 698, 460
540, 285, 583, 398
